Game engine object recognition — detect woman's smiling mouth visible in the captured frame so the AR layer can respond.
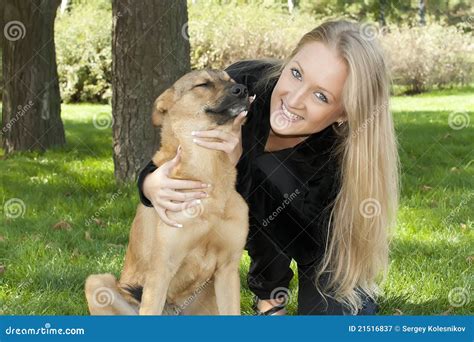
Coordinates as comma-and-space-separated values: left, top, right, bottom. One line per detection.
281, 101, 304, 122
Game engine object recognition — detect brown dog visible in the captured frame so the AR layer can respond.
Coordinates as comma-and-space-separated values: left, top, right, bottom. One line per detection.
85, 70, 252, 315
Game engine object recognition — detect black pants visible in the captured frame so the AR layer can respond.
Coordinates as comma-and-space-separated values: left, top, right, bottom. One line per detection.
246, 228, 378, 315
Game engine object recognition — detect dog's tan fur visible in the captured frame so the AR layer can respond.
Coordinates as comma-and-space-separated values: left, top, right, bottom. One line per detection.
85, 70, 249, 315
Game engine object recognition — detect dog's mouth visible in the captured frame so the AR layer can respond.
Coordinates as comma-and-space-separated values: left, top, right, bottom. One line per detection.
204, 94, 256, 125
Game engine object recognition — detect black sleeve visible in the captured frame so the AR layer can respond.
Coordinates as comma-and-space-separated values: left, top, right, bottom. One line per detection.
137, 160, 159, 207
224, 59, 270, 94
234, 153, 254, 200
224, 60, 263, 200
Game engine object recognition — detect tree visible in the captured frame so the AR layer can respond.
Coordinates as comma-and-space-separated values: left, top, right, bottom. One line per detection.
419, 0, 426, 26
1, 0, 65, 153
112, 0, 191, 182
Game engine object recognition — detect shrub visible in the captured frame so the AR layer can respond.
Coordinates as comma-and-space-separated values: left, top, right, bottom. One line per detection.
187, 2, 317, 69
55, 0, 112, 103
381, 23, 473, 93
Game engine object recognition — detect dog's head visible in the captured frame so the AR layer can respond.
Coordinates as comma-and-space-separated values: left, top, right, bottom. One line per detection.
152, 69, 251, 127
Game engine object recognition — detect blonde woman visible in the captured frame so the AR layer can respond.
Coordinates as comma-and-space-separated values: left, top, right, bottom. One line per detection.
138, 19, 399, 315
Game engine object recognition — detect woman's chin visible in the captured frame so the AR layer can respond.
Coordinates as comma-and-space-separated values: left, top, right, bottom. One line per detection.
270, 124, 300, 137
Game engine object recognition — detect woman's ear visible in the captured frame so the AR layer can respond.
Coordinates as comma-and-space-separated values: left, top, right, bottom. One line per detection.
152, 87, 175, 126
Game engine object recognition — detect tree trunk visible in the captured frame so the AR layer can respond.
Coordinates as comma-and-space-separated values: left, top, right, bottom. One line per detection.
1, 0, 65, 153
419, 0, 426, 26
112, 0, 191, 182
379, 0, 387, 27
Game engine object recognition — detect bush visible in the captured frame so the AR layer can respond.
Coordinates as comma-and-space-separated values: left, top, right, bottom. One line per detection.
55, 0, 112, 103
187, 2, 317, 69
381, 23, 473, 93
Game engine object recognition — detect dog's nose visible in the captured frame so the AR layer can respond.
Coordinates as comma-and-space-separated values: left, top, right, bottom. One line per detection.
230, 84, 248, 98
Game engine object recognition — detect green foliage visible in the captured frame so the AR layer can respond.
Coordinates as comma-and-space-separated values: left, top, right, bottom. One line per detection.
297, 0, 473, 27
55, 0, 112, 103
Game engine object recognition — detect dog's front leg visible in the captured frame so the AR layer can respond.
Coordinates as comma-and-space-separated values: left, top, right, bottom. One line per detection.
214, 260, 241, 315
139, 266, 174, 315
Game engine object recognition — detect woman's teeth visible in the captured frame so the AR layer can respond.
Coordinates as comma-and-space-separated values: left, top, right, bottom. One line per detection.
281, 103, 304, 121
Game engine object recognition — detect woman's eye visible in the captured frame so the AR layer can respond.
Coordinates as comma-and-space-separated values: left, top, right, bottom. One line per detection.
290, 68, 302, 80
315, 92, 328, 103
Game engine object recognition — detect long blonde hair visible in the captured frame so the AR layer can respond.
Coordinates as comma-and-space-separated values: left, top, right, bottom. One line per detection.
254, 19, 400, 314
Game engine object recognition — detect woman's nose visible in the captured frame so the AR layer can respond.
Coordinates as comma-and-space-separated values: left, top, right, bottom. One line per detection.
286, 88, 305, 109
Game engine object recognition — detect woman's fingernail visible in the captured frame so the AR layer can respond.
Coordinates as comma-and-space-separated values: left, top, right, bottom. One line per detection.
174, 223, 183, 228
194, 199, 201, 205
191, 131, 197, 136
193, 138, 199, 143
242, 110, 248, 116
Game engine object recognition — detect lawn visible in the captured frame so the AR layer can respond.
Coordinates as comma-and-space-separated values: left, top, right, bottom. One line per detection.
0, 88, 473, 315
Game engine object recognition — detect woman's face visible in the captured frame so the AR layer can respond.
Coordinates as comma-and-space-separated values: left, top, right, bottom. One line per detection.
269, 41, 348, 137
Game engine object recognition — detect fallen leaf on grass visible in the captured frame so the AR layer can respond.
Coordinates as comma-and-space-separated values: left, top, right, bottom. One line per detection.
441, 307, 454, 315
53, 220, 72, 231
394, 308, 403, 315
93, 218, 106, 227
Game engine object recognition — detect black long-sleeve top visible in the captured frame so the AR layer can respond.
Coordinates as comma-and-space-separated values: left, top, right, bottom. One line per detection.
137, 59, 342, 265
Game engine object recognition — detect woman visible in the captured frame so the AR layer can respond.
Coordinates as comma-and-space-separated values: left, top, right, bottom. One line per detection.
137, 20, 399, 315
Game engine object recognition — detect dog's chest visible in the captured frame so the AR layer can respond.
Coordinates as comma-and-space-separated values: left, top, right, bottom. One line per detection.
167, 242, 219, 301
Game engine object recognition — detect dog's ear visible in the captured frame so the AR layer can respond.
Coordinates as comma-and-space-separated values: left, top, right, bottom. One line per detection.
152, 87, 175, 126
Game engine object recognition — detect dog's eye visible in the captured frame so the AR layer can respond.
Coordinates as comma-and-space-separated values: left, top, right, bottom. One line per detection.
194, 82, 211, 88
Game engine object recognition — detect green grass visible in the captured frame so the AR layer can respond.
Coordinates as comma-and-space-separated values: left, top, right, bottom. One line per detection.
0, 90, 473, 315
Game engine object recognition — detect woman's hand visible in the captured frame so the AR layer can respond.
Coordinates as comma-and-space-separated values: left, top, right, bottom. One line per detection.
191, 110, 248, 166
143, 146, 211, 228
